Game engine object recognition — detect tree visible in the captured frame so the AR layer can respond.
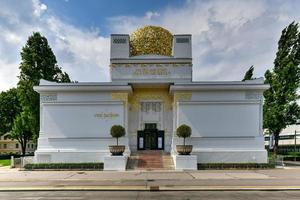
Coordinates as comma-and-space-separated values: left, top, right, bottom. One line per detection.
11, 108, 36, 156
176, 124, 192, 146
110, 125, 126, 146
263, 22, 300, 154
17, 32, 71, 141
242, 65, 254, 81
18, 32, 70, 83
0, 88, 21, 135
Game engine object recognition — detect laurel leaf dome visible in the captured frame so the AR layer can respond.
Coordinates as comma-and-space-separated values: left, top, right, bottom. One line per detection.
129, 26, 173, 56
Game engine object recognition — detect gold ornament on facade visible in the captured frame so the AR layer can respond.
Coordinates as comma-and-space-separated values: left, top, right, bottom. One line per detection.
129, 26, 173, 57
111, 93, 128, 106
174, 93, 192, 103
128, 88, 173, 111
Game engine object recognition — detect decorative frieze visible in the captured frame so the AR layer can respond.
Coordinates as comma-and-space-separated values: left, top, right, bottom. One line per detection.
128, 88, 173, 111
110, 63, 192, 68
111, 93, 128, 106
174, 93, 192, 103
110, 63, 192, 83
40, 94, 57, 102
245, 92, 261, 100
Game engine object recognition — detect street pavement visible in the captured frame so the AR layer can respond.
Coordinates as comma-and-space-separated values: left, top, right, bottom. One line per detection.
0, 191, 300, 200
1, 166, 300, 191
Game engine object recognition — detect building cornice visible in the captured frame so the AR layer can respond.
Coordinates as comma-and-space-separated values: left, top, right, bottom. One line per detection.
170, 82, 269, 92
34, 81, 132, 93
110, 58, 192, 64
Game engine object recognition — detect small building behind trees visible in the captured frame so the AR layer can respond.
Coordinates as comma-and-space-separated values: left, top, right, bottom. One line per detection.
0, 133, 35, 155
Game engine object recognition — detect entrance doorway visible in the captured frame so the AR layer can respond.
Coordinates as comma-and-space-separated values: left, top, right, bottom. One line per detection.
137, 123, 164, 150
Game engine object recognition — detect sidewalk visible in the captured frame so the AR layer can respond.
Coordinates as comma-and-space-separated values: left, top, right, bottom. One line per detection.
1, 167, 300, 191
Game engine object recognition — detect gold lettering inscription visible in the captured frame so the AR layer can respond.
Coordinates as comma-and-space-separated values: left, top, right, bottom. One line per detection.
94, 112, 119, 119
133, 68, 170, 76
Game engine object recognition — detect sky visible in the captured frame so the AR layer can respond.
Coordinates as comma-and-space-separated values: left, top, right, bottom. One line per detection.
0, 0, 300, 92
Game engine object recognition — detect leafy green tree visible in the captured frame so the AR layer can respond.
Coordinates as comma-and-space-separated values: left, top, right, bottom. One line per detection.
18, 32, 70, 83
176, 124, 192, 146
11, 108, 36, 156
110, 125, 126, 146
17, 32, 71, 141
0, 88, 22, 135
263, 22, 300, 154
242, 65, 254, 81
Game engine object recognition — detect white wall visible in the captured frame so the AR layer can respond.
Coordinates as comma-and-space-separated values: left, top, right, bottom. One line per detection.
172, 90, 267, 163
35, 99, 129, 163
42, 102, 125, 138
177, 102, 260, 137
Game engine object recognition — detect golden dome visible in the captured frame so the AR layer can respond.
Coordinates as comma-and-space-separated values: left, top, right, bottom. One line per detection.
129, 25, 173, 57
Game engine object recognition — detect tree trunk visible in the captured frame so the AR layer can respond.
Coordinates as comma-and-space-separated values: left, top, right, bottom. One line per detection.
117, 137, 119, 146
183, 137, 186, 146
273, 133, 280, 155
21, 141, 27, 156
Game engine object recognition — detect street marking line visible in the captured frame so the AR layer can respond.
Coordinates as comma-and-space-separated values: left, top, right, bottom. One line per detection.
0, 186, 148, 191
1, 185, 300, 191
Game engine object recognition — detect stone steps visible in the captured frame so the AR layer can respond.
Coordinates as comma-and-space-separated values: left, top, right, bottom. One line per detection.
127, 150, 174, 170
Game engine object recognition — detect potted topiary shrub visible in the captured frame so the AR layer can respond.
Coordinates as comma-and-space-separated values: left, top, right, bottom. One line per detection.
176, 124, 193, 155
109, 125, 126, 156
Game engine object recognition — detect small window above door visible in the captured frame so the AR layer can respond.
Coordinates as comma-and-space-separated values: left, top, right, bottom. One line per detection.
144, 123, 157, 130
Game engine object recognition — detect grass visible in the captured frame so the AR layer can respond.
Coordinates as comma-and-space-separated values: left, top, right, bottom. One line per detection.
0, 159, 11, 167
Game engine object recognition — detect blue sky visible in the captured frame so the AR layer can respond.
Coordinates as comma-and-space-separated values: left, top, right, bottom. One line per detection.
42, 0, 184, 36
0, 0, 300, 92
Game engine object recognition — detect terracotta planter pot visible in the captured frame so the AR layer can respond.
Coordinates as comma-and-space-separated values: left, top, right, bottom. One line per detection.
176, 145, 193, 155
109, 145, 125, 156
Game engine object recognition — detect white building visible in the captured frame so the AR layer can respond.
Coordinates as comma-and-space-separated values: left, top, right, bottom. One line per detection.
265, 124, 300, 147
33, 26, 268, 164
0, 133, 35, 155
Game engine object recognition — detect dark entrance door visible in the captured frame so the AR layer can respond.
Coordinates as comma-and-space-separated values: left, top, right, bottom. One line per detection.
137, 123, 164, 150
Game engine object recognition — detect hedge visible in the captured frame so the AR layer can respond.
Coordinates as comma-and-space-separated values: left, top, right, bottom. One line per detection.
24, 162, 103, 170
283, 156, 300, 161
0, 153, 34, 159
198, 162, 275, 170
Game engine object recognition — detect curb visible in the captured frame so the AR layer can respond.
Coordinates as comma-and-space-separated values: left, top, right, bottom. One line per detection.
1, 185, 300, 191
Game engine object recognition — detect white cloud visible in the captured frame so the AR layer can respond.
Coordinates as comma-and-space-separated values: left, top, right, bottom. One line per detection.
108, 0, 300, 81
145, 11, 160, 20
0, 0, 300, 92
32, 0, 47, 17
0, 0, 110, 92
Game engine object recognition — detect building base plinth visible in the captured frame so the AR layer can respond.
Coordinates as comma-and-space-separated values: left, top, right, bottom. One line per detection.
104, 155, 128, 171
173, 155, 197, 170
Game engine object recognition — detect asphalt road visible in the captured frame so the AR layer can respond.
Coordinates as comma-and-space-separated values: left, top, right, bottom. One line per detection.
0, 191, 300, 200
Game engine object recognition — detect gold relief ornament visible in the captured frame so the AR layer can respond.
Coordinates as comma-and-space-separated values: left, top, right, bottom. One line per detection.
111, 93, 128, 106
174, 93, 192, 103
129, 26, 173, 57
129, 88, 173, 111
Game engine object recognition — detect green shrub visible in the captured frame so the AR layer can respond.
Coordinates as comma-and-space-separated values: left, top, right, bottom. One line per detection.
24, 163, 103, 170
283, 155, 300, 161
197, 162, 275, 170
110, 125, 126, 146
176, 124, 192, 146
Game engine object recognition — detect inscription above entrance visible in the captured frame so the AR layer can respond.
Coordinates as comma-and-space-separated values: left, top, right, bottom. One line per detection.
110, 63, 192, 83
